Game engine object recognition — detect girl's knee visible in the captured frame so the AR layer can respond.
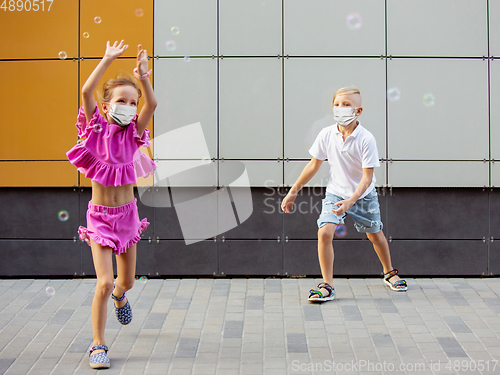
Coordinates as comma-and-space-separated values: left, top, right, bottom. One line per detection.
95, 278, 114, 296
116, 277, 135, 291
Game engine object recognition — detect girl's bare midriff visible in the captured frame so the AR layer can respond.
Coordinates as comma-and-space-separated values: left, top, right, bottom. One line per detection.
91, 180, 135, 207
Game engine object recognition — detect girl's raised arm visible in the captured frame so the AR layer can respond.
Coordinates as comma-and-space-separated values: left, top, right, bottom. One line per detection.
135, 45, 157, 137
81, 40, 129, 123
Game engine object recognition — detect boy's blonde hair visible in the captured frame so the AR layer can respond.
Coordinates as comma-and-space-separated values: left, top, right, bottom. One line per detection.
332, 86, 361, 105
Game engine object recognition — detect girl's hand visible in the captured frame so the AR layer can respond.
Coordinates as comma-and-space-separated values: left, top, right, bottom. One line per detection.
104, 40, 128, 60
136, 44, 149, 75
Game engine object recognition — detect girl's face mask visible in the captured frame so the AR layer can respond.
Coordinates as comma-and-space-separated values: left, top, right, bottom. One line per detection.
333, 107, 358, 127
106, 103, 137, 125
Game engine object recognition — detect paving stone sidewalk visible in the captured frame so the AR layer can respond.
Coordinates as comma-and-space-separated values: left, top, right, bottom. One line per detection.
0, 278, 499, 375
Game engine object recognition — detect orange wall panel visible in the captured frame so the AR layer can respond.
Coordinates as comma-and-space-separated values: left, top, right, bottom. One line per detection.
0, 60, 78, 161
80, 0, 153, 58
0, 0, 78, 60
0, 161, 78, 187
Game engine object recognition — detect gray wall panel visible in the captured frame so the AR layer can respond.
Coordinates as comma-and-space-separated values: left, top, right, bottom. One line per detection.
219, 188, 282, 240
489, 241, 500, 276
0, 188, 79, 239
0, 240, 80, 276
218, 240, 282, 276
154, 240, 217, 276
390, 240, 488, 276
386, 188, 488, 240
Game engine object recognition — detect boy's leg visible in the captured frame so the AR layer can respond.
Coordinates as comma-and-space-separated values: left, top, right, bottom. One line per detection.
311, 223, 337, 299
90, 240, 114, 354
366, 231, 402, 284
113, 243, 137, 307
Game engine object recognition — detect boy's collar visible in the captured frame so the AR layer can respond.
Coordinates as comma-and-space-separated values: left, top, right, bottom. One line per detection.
334, 121, 362, 138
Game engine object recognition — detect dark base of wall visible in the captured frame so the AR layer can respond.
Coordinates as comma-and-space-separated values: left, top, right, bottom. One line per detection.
0, 187, 497, 277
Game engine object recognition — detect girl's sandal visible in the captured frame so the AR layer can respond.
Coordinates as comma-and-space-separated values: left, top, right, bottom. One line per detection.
111, 289, 133, 325
88, 344, 110, 369
383, 269, 408, 292
308, 282, 335, 302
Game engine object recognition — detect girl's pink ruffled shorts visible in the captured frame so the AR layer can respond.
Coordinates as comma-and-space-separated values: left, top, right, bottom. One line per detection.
78, 199, 149, 255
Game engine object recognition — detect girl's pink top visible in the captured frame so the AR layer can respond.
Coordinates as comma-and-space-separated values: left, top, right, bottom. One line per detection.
66, 103, 156, 186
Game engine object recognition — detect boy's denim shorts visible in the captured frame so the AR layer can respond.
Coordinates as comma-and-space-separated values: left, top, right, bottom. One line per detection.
317, 188, 383, 233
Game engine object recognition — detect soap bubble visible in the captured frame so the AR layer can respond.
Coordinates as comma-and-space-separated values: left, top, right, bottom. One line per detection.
184, 56, 191, 62
83, 32, 90, 39
58, 51, 67, 60
45, 287, 55, 296
422, 93, 435, 107
387, 87, 401, 102
171, 26, 180, 35
139, 276, 148, 283
58, 210, 69, 222
135, 9, 143, 17
165, 40, 176, 52
94, 16, 101, 24
346, 13, 362, 30
93, 124, 102, 133
335, 224, 347, 238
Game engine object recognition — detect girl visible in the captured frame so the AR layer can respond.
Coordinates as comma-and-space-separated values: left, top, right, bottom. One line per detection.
67, 40, 157, 369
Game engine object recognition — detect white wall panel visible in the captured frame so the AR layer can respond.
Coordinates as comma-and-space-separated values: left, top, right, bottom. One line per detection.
490, 60, 500, 160
284, 160, 385, 188
154, 58, 217, 159
491, 1, 500, 57
219, 0, 281, 56
220, 161, 282, 187
490, 163, 500, 188
388, 59, 488, 160
155, 160, 216, 187
284, 161, 331, 188
285, 0, 385, 56
387, 0, 487, 57
284, 58, 386, 159
219, 58, 282, 159
154, 0, 217, 56
388, 161, 488, 187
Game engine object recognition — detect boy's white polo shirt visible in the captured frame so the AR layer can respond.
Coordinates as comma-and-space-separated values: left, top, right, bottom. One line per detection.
309, 122, 380, 200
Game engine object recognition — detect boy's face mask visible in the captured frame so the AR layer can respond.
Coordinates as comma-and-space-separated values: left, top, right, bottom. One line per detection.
107, 103, 137, 125
333, 107, 357, 127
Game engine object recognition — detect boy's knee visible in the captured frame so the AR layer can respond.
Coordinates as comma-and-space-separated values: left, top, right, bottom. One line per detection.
318, 225, 335, 242
367, 231, 386, 245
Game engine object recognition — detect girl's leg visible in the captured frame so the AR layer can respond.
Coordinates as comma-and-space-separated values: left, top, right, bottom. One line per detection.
90, 239, 114, 354
366, 231, 401, 283
312, 223, 337, 298
113, 243, 137, 307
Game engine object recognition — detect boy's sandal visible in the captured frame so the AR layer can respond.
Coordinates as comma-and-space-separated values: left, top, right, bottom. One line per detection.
111, 289, 133, 325
383, 269, 408, 292
88, 344, 110, 369
308, 282, 335, 302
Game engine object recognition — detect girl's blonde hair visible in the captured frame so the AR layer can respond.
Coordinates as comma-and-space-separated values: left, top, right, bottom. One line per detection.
332, 86, 361, 105
98, 72, 142, 104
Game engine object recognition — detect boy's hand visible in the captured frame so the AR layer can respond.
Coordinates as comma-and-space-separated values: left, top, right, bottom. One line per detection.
136, 44, 149, 75
332, 200, 354, 216
281, 194, 296, 214
104, 40, 128, 60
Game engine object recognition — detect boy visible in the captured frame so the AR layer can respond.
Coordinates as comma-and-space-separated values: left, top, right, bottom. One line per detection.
281, 86, 407, 301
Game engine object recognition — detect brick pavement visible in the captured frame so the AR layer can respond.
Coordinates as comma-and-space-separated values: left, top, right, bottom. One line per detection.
0, 278, 499, 375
